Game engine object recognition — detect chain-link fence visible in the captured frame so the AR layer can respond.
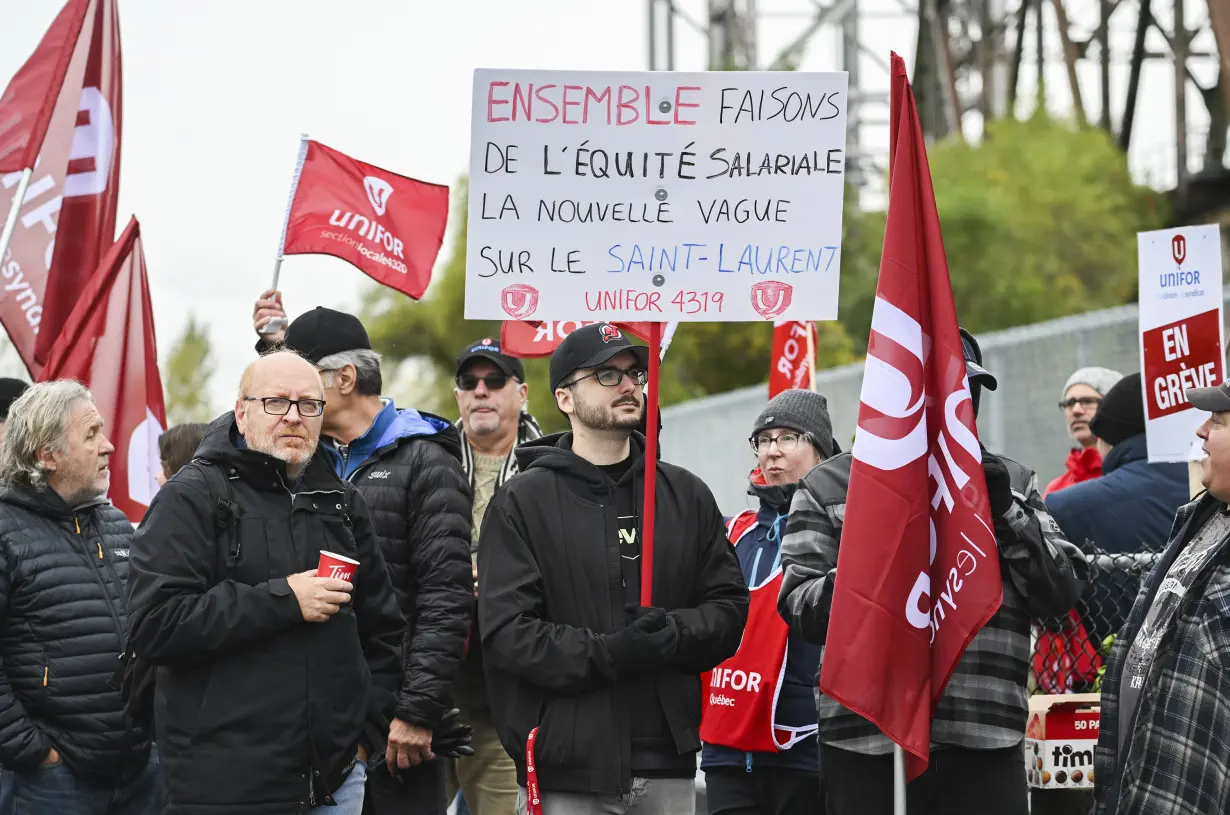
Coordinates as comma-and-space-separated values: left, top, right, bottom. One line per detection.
1029, 542, 1164, 696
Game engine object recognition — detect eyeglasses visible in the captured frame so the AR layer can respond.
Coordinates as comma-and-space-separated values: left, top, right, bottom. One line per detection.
456, 373, 515, 391
750, 431, 808, 454
244, 396, 326, 417
1058, 397, 1101, 411
564, 367, 648, 388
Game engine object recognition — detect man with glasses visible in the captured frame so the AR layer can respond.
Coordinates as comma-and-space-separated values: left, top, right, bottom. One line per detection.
700, 389, 832, 815
448, 338, 543, 815
273, 307, 475, 815
1045, 367, 1123, 497
128, 351, 406, 814
478, 322, 749, 815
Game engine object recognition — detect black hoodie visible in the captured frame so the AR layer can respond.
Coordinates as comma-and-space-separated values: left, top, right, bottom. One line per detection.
478, 431, 749, 796
127, 415, 404, 814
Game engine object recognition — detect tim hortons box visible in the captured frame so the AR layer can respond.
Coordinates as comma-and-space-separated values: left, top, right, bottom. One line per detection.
1025, 693, 1100, 789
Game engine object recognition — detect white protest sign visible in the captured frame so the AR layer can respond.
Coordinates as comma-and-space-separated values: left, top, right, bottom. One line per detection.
465, 70, 849, 322
1137, 224, 1225, 462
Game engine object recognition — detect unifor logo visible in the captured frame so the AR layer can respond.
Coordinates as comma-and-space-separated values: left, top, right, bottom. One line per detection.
501, 284, 540, 319
363, 176, 394, 217
1172, 234, 1186, 266
852, 295, 928, 472
750, 281, 793, 320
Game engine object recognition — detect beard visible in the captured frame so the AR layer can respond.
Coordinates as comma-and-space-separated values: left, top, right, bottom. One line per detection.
246, 423, 319, 468
573, 393, 643, 432
58, 458, 110, 505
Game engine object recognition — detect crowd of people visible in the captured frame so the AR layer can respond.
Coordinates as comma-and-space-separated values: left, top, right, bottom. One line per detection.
0, 295, 1224, 815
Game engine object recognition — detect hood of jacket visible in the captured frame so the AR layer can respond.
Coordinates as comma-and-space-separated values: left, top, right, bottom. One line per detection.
326, 400, 461, 478
515, 431, 648, 497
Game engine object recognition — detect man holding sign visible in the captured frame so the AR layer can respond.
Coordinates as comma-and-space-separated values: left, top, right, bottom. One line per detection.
478, 323, 748, 815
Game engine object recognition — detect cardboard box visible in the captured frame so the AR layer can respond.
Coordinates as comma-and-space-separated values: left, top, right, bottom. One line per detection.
1025, 693, 1100, 789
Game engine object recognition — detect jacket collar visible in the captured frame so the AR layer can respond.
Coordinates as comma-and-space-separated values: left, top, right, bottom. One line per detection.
1102, 434, 1147, 475
0, 483, 108, 520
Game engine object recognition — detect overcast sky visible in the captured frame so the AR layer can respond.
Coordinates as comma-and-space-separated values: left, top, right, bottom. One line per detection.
0, 0, 1217, 413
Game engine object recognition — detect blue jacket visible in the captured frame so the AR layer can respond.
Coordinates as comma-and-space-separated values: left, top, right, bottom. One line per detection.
702, 480, 820, 774
1046, 433, 1189, 642
324, 399, 453, 478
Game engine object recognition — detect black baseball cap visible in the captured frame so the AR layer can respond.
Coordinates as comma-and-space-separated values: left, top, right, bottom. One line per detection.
960, 327, 998, 390
283, 307, 371, 364
0, 378, 29, 421
549, 323, 650, 391
455, 337, 525, 380
1188, 381, 1230, 413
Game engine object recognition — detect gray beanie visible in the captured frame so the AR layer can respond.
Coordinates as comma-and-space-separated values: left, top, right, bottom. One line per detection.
753, 389, 835, 457
1063, 367, 1124, 400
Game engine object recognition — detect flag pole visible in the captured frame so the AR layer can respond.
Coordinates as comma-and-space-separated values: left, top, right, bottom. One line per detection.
639, 321, 663, 606
805, 320, 818, 392
0, 168, 33, 268
262, 134, 310, 332
893, 744, 907, 814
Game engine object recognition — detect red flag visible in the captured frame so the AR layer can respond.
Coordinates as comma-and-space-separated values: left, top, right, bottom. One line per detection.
39, 217, 166, 523
0, 0, 122, 375
768, 320, 817, 397
500, 320, 653, 358
280, 138, 449, 300
817, 53, 1002, 779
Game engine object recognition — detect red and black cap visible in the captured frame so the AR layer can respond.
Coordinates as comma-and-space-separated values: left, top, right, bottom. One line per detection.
549, 323, 649, 391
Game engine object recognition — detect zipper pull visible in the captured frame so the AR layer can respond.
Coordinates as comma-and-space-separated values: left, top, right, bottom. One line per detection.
42, 666, 48, 687
74, 516, 80, 535
745, 752, 753, 773
97, 541, 104, 560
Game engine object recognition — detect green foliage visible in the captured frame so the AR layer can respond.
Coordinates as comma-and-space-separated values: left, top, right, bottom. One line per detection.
362, 180, 857, 432
162, 314, 217, 425
837, 112, 1167, 350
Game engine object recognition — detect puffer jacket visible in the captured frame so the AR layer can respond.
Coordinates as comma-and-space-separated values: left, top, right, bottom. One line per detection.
0, 485, 151, 780
325, 400, 473, 730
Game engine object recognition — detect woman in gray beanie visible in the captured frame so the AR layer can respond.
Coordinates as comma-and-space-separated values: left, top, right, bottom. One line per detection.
1045, 366, 1123, 497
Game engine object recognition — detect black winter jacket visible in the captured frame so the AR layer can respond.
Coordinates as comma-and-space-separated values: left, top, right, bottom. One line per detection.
478, 432, 749, 796
0, 486, 151, 779
326, 401, 473, 729
127, 416, 404, 815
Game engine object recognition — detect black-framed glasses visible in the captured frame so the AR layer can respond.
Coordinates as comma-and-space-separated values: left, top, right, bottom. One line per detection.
244, 396, 326, 418
456, 373, 515, 391
749, 431, 808, 454
1058, 397, 1101, 411
565, 367, 648, 388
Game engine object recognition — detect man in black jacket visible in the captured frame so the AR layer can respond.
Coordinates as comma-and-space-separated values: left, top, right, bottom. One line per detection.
127, 351, 405, 815
0, 380, 159, 813
479, 322, 750, 815
278, 306, 475, 815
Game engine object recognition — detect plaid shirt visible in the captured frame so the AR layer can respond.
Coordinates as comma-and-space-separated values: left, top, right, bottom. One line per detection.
1095, 495, 1230, 814
778, 451, 1086, 754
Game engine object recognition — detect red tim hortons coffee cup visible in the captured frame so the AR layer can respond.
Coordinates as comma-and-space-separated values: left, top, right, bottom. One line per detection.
317, 551, 359, 582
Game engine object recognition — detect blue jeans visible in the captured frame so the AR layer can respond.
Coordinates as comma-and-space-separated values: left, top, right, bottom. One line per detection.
309, 760, 367, 815
0, 749, 162, 815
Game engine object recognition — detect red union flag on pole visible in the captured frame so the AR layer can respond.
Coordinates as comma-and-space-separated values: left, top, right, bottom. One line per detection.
275, 137, 449, 300
768, 321, 818, 397
39, 217, 165, 522
818, 53, 1002, 780
500, 320, 655, 358
0, 0, 123, 376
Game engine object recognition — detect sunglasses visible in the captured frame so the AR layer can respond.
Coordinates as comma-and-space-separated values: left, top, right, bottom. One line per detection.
456, 373, 516, 391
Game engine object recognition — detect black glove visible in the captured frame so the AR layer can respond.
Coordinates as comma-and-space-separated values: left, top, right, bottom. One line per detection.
430, 708, 474, 759
603, 607, 678, 677
981, 444, 1013, 518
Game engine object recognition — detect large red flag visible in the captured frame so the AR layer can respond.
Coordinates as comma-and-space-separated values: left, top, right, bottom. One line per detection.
817, 53, 1002, 779
279, 138, 449, 300
0, 0, 122, 375
39, 217, 166, 523
500, 320, 654, 358
768, 320, 817, 397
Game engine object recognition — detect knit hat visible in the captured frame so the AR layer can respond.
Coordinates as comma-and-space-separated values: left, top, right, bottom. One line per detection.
753, 389, 835, 458
1063, 366, 1123, 400
0, 378, 29, 421
1088, 372, 1144, 446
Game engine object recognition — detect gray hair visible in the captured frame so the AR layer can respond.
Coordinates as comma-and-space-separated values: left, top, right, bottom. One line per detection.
316, 348, 383, 397
0, 380, 94, 491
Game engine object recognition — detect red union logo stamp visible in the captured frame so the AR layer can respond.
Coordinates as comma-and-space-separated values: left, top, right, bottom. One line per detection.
1172, 234, 1187, 266
500, 284, 540, 319
750, 281, 793, 320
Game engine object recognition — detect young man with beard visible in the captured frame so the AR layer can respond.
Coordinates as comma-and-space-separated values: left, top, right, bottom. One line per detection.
479, 322, 749, 815
127, 351, 405, 815
700, 389, 831, 815
449, 337, 543, 815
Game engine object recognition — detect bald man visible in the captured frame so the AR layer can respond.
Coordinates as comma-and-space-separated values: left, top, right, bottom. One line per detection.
128, 351, 404, 815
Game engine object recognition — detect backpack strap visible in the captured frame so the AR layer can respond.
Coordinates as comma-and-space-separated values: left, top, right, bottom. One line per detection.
189, 458, 243, 580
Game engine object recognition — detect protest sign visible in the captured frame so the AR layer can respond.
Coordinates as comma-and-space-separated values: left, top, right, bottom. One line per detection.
465, 70, 848, 322
1138, 224, 1225, 462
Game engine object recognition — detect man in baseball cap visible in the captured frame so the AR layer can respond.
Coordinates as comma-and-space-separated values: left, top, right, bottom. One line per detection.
479, 322, 748, 815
